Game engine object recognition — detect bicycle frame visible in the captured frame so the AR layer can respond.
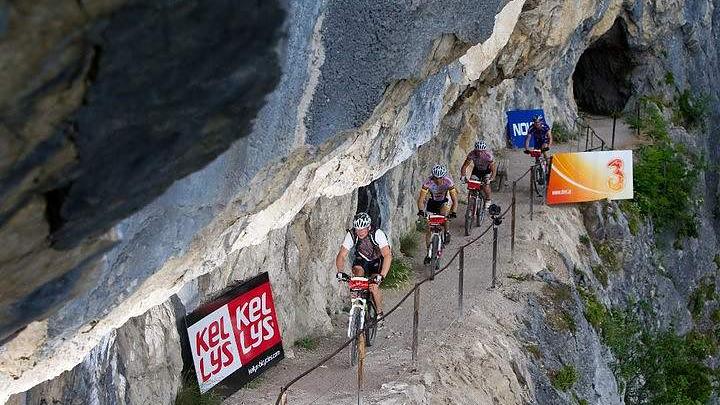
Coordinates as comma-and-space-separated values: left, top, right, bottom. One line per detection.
347, 277, 370, 337
426, 214, 446, 258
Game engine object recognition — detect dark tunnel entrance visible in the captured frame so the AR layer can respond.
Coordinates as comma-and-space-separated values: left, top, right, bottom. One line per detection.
572, 18, 635, 114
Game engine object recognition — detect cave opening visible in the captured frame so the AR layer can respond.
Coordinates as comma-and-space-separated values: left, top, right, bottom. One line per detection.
572, 18, 635, 114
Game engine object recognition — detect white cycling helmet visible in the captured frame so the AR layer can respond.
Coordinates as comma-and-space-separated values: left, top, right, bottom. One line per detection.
431, 164, 448, 178
474, 140, 488, 150
353, 212, 372, 229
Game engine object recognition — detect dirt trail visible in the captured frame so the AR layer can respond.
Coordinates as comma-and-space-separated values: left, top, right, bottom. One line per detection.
224, 116, 636, 405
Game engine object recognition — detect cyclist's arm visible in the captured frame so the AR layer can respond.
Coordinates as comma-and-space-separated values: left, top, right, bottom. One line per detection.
335, 246, 349, 272
524, 133, 531, 150
417, 188, 429, 211
489, 161, 497, 181
460, 159, 472, 177
449, 187, 459, 213
379, 246, 392, 277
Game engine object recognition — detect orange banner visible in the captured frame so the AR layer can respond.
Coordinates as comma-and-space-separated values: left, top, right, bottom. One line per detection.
547, 150, 633, 204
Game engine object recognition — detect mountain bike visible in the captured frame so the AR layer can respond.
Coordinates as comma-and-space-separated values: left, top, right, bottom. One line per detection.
338, 274, 378, 366
464, 177, 489, 236
525, 148, 550, 200
426, 214, 448, 279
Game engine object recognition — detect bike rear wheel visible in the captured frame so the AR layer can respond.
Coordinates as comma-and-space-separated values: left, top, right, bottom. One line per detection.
349, 310, 362, 366
464, 196, 474, 236
365, 299, 377, 347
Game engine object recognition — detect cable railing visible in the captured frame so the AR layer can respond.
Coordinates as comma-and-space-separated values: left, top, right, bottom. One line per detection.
274, 164, 541, 405
573, 115, 607, 151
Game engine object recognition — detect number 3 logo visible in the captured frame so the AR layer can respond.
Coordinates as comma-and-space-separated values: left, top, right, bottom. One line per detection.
607, 158, 624, 191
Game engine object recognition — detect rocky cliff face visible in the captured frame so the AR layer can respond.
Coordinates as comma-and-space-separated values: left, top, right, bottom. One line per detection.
1, 0, 719, 403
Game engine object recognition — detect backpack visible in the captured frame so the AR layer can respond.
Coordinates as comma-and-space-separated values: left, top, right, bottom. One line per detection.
346, 227, 384, 257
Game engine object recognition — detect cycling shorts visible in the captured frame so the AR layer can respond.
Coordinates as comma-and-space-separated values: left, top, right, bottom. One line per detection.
352, 257, 382, 277
471, 167, 491, 181
426, 198, 449, 215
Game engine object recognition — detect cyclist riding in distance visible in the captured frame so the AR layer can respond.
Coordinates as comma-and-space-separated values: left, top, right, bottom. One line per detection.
417, 164, 458, 264
525, 115, 553, 159
460, 139, 496, 210
335, 212, 392, 323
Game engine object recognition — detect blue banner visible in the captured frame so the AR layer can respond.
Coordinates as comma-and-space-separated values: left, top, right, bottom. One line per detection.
506, 109, 549, 148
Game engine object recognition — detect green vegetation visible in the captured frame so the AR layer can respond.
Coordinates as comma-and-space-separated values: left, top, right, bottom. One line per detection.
664, 71, 675, 86
551, 122, 577, 144
714, 254, 720, 270
619, 201, 642, 236
526, 344, 543, 359
550, 365, 578, 391
672, 89, 710, 130
688, 278, 718, 320
634, 141, 700, 238
294, 336, 319, 350
507, 272, 534, 282
579, 234, 590, 247
591, 265, 609, 288
382, 258, 412, 289
577, 295, 718, 404
595, 241, 620, 271
176, 371, 222, 405
579, 289, 606, 330
543, 284, 576, 333
399, 231, 419, 257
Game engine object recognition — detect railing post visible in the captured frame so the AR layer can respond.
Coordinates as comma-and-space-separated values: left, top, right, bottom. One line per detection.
511, 181, 517, 255
457, 247, 464, 319
611, 115, 617, 149
585, 126, 590, 151
529, 168, 534, 221
357, 333, 365, 405
491, 219, 499, 288
411, 286, 420, 365
636, 100, 641, 137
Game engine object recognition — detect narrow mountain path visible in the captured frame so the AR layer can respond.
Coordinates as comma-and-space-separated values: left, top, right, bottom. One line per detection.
224, 116, 636, 404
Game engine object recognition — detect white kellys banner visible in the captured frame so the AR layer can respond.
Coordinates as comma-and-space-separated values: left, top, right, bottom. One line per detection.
186, 272, 284, 393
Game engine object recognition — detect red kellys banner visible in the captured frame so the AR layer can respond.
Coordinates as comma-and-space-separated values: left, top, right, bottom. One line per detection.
547, 150, 633, 204
186, 272, 284, 393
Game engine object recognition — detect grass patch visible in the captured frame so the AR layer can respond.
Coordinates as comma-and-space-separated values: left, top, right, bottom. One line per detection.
664, 71, 675, 86
550, 365, 578, 391
551, 121, 577, 144
382, 258, 412, 289
294, 336, 318, 350
526, 344, 543, 360
714, 254, 720, 270
591, 265, 608, 287
176, 371, 222, 405
711, 308, 720, 324
595, 240, 620, 271
579, 234, 590, 247
579, 289, 607, 330
399, 231, 420, 257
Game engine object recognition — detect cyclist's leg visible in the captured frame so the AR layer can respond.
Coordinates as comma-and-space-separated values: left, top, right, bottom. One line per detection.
367, 259, 383, 314
439, 199, 450, 241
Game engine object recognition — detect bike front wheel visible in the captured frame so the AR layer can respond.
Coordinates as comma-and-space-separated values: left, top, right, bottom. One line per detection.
476, 194, 485, 226
464, 196, 474, 236
365, 299, 377, 347
430, 234, 441, 279
534, 165, 546, 199
349, 310, 362, 367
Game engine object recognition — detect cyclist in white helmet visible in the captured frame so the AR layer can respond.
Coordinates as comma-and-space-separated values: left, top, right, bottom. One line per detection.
460, 139, 496, 209
417, 164, 458, 264
336, 212, 392, 322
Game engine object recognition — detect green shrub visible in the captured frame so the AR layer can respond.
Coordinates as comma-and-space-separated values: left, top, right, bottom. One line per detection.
672, 89, 710, 130
591, 265, 609, 288
552, 122, 576, 144
551, 365, 578, 391
689, 278, 718, 319
595, 241, 620, 271
664, 72, 675, 86
634, 141, 699, 238
294, 336, 318, 350
579, 234, 590, 247
176, 371, 222, 405
714, 254, 720, 270
526, 344, 543, 359
382, 258, 412, 289
399, 232, 419, 257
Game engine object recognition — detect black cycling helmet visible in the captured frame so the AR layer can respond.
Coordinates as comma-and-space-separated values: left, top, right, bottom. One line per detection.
532, 115, 543, 123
